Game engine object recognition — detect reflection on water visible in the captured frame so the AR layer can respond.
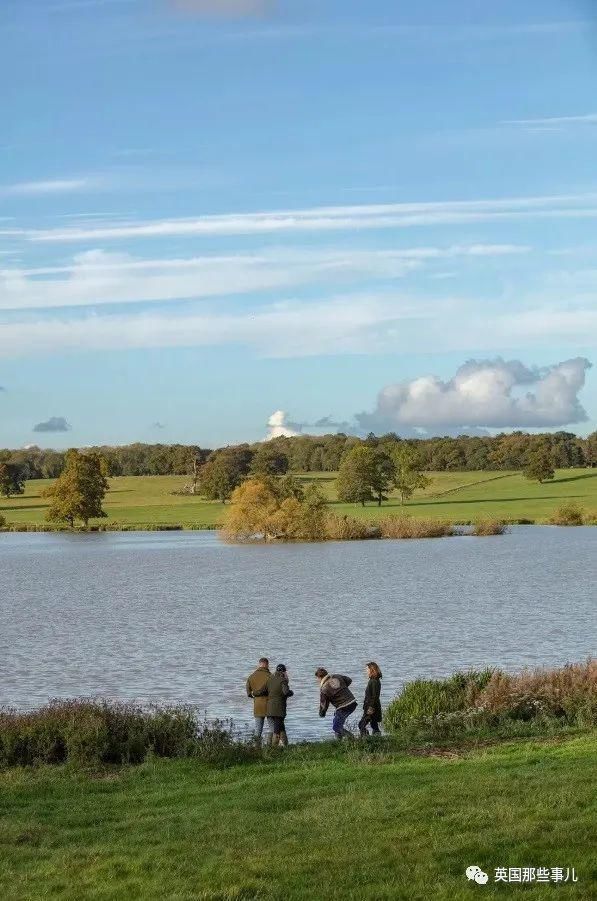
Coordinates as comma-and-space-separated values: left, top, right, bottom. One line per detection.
1, 528, 595, 740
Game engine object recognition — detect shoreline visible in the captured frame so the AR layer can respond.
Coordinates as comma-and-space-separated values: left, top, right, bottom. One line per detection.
1, 518, 595, 534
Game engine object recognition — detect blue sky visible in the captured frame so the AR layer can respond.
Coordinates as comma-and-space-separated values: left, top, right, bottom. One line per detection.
1, 0, 597, 448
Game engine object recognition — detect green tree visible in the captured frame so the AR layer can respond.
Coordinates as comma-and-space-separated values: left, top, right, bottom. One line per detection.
336, 445, 395, 507
523, 445, 555, 484
369, 448, 395, 506
45, 449, 109, 527
0, 460, 25, 498
250, 443, 289, 477
584, 431, 597, 467
391, 445, 430, 504
336, 446, 376, 506
199, 446, 253, 502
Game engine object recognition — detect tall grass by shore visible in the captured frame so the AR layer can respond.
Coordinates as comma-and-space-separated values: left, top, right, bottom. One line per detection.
1, 662, 594, 770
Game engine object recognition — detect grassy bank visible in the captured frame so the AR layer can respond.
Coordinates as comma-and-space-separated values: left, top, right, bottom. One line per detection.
0, 733, 595, 900
1, 469, 597, 529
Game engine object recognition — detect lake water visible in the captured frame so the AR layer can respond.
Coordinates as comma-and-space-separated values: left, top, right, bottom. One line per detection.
1, 528, 595, 740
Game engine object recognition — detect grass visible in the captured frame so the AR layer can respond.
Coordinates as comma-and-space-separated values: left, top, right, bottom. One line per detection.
1, 469, 597, 528
0, 733, 595, 899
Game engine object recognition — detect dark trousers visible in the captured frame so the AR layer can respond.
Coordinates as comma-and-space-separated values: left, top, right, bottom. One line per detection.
358, 713, 381, 734
332, 700, 357, 736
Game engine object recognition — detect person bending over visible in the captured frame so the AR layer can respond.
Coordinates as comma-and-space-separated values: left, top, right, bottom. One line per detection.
315, 667, 357, 739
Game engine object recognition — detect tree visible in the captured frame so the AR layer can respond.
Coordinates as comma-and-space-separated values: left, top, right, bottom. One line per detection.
223, 478, 327, 542
584, 431, 597, 468
0, 460, 25, 498
336, 446, 376, 506
336, 445, 394, 507
199, 446, 253, 502
523, 445, 555, 484
369, 449, 395, 506
44, 449, 109, 527
250, 443, 289, 477
391, 445, 430, 504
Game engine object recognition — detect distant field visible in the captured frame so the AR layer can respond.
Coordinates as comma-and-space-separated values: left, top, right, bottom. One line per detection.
1, 469, 596, 528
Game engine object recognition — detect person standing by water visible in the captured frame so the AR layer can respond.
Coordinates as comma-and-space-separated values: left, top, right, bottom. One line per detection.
255, 663, 294, 746
358, 662, 383, 736
246, 656, 271, 744
315, 667, 357, 739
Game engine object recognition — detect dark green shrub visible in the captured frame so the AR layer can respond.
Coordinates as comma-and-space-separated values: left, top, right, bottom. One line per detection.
0, 700, 226, 768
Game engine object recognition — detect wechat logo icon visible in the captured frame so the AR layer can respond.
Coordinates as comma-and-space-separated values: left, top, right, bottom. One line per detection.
466, 865, 489, 885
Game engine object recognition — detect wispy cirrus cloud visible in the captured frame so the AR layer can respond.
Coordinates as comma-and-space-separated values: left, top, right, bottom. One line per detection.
0, 177, 97, 197
17, 192, 597, 244
0, 244, 529, 312
503, 113, 597, 129
1, 290, 595, 361
169, 0, 275, 15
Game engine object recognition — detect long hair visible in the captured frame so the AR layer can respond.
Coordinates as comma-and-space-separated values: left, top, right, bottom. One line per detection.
367, 661, 382, 679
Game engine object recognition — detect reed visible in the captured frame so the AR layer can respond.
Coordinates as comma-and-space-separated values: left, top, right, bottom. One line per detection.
471, 516, 508, 536
549, 503, 586, 526
324, 514, 380, 540
378, 515, 453, 539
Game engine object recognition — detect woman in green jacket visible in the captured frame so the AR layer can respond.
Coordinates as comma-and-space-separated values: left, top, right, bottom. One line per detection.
359, 661, 382, 736
255, 663, 294, 746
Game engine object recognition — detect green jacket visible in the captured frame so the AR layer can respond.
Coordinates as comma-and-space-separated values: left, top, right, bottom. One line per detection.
255, 672, 294, 718
246, 667, 271, 717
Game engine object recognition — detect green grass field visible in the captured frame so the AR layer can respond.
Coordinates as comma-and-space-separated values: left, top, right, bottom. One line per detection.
1, 469, 597, 527
0, 734, 594, 900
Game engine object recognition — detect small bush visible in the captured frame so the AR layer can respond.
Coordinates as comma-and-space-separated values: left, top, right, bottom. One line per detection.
0, 700, 204, 768
384, 661, 596, 739
324, 514, 380, 540
471, 516, 508, 536
384, 670, 494, 732
0, 513, 6, 529
550, 503, 585, 526
378, 515, 452, 539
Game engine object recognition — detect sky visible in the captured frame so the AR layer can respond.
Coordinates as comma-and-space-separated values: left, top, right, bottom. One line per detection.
1, 0, 597, 448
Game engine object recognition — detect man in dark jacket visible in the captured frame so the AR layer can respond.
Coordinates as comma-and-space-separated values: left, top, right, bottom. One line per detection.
246, 657, 270, 744
315, 667, 357, 739
254, 663, 294, 746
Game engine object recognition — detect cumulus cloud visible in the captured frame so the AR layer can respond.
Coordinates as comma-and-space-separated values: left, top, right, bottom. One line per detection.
170, 0, 274, 17
33, 416, 72, 433
265, 410, 300, 440
356, 358, 592, 434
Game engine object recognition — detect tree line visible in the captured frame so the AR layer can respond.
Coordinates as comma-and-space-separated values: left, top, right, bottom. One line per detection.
1, 430, 596, 506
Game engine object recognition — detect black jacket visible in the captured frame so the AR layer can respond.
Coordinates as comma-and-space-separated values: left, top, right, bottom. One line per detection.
363, 676, 382, 720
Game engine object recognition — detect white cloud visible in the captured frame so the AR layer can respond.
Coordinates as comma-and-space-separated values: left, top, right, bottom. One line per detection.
357, 358, 592, 433
0, 244, 526, 312
22, 192, 597, 243
0, 294, 420, 359
503, 113, 597, 129
1, 178, 95, 197
265, 410, 299, 440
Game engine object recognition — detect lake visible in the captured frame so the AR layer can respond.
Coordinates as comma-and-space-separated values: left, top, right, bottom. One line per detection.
1, 528, 595, 740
